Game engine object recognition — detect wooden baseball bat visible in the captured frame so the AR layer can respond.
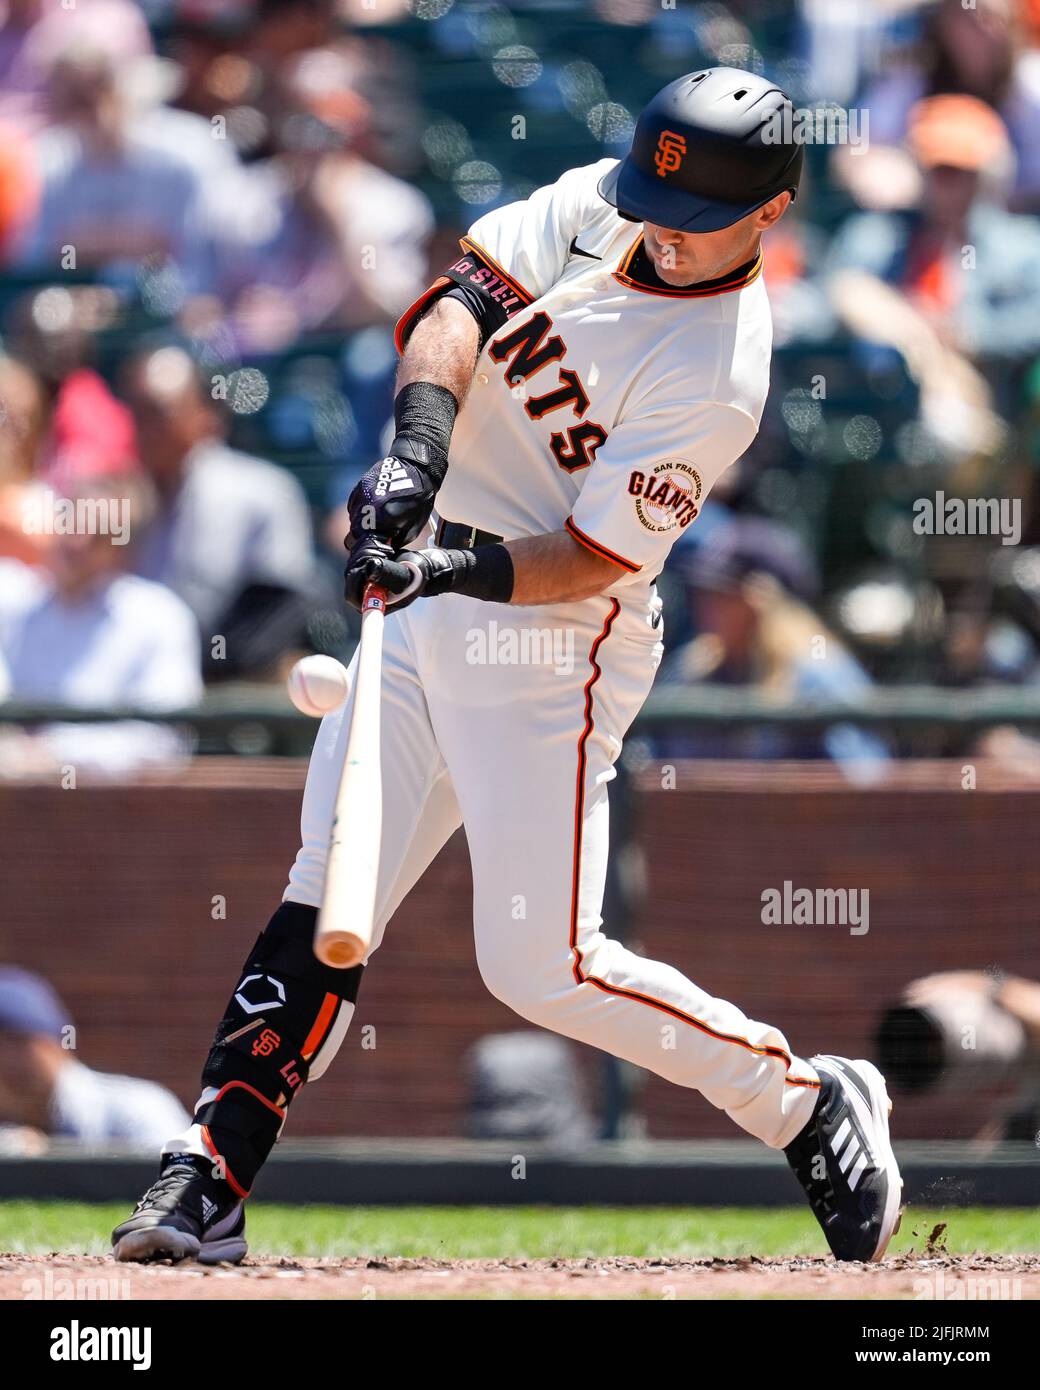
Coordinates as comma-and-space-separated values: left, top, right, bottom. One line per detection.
313, 582, 388, 969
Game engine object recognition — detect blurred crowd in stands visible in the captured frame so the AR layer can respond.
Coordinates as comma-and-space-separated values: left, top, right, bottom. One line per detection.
2, 0, 1040, 774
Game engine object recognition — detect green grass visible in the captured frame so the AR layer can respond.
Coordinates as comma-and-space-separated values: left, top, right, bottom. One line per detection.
1, 1203, 1038, 1260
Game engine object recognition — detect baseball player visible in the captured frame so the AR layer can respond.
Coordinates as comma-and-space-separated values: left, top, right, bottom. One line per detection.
114, 69, 902, 1265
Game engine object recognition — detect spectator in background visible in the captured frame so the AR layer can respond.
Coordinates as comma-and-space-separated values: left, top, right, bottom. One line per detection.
829, 95, 1040, 364
858, 0, 1040, 214
122, 344, 319, 675
4, 1, 261, 277
166, 1, 259, 139
249, 0, 339, 66
796, 0, 920, 108
0, 353, 47, 564
13, 44, 215, 294
39, 360, 138, 482
215, 46, 434, 352
3, 280, 143, 494
0, 966, 190, 1151
827, 94, 1040, 461
657, 518, 889, 776
0, 0, 44, 123
0, 0, 151, 133
0, 471, 202, 775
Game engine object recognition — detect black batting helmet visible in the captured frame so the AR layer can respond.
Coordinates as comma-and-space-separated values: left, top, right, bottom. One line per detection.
598, 67, 803, 233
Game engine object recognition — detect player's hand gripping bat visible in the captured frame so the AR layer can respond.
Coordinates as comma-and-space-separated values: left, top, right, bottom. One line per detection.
313, 582, 388, 968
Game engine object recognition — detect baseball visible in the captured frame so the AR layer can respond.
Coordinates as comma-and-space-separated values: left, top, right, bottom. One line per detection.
287, 655, 351, 718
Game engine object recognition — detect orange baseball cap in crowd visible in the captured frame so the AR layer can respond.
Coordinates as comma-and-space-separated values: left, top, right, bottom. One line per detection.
907, 94, 1011, 172
0, 124, 39, 257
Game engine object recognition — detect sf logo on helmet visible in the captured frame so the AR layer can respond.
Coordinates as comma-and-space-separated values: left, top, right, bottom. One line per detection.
655, 130, 687, 178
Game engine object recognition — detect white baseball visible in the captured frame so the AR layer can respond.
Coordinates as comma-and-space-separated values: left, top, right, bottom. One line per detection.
287, 655, 351, 718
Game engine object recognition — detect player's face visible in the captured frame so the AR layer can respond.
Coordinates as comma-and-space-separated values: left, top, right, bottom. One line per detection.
643, 194, 790, 286
643, 218, 757, 286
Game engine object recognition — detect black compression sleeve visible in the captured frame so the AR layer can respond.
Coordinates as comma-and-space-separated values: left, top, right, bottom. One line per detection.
391, 381, 456, 485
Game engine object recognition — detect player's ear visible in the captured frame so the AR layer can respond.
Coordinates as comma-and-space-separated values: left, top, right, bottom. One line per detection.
754, 192, 792, 231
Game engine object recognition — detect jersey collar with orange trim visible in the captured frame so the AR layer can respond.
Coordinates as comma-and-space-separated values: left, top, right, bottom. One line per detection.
613, 238, 764, 299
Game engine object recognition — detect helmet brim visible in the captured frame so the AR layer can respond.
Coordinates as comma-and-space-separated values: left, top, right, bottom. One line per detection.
598, 158, 779, 233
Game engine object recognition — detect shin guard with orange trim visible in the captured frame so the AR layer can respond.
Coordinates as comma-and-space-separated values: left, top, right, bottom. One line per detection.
196, 901, 363, 1195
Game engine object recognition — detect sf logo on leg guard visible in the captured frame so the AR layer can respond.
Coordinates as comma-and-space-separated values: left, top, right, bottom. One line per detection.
234, 973, 286, 1014
251, 1028, 282, 1058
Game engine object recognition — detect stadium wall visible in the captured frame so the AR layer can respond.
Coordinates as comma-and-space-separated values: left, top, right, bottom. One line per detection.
1, 761, 1031, 1142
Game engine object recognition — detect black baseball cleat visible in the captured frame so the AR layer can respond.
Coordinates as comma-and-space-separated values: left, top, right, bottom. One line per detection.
784, 1055, 903, 1262
112, 1154, 247, 1265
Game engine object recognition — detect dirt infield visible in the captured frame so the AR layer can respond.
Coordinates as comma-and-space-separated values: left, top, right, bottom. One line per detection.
3, 1252, 1038, 1300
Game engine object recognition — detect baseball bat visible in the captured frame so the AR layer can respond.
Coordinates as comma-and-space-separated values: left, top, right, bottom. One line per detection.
313, 582, 389, 969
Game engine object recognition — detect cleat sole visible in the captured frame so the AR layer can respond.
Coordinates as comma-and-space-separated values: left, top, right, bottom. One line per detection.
113, 1226, 200, 1264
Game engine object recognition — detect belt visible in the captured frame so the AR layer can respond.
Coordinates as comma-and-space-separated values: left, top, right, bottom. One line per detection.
434, 518, 504, 548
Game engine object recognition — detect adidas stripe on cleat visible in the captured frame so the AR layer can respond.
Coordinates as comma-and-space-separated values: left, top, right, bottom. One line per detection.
112, 1155, 248, 1265
784, 1054, 903, 1262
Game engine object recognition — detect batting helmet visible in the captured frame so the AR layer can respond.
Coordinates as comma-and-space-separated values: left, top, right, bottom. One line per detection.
598, 68, 803, 233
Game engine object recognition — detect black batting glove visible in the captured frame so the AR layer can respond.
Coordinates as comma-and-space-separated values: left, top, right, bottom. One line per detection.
341, 546, 474, 616
346, 438, 443, 551
346, 547, 460, 614
357, 545, 514, 613
345, 532, 515, 615
343, 535, 398, 611
344, 540, 482, 613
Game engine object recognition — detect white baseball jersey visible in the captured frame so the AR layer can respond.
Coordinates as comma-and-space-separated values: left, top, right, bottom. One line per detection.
169, 160, 821, 1176
398, 158, 771, 589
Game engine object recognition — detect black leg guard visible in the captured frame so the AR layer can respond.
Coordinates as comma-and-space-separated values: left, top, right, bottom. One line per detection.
196, 901, 363, 1196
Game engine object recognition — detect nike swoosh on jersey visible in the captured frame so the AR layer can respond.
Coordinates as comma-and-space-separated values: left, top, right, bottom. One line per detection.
568, 236, 601, 261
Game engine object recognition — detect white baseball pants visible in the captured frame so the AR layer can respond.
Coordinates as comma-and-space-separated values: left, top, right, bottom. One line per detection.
285, 588, 819, 1148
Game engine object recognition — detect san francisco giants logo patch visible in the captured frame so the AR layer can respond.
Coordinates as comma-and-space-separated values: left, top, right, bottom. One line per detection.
251, 1028, 281, 1058
654, 130, 687, 178
628, 460, 702, 532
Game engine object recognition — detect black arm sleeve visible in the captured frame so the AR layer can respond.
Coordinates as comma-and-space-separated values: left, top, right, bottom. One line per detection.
394, 238, 535, 352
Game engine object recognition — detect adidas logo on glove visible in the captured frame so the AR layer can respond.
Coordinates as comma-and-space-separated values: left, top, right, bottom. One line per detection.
374, 458, 415, 497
